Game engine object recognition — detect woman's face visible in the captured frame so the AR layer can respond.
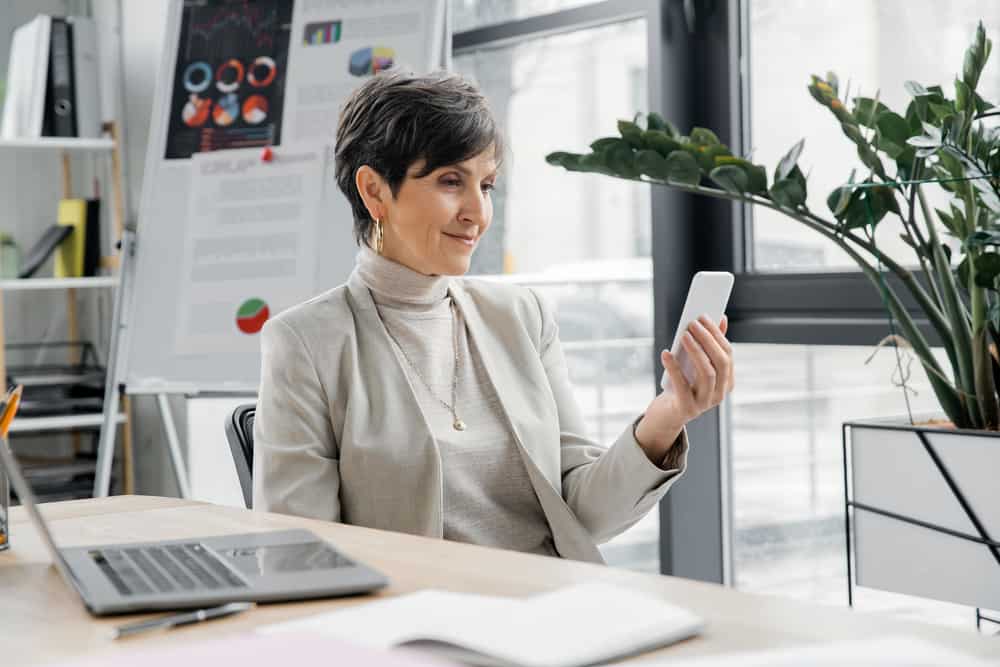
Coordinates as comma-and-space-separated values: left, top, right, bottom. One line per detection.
359, 149, 498, 276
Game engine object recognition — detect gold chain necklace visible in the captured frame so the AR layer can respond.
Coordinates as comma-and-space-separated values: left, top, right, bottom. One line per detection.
372, 292, 466, 431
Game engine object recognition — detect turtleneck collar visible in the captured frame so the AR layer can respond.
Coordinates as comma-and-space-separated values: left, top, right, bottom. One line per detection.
355, 243, 451, 307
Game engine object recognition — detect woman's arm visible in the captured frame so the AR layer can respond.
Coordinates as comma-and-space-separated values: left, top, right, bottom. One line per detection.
253, 317, 342, 521
530, 289, 689, 544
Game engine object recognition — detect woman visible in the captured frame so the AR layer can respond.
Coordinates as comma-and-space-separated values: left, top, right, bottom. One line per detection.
253, 70, 734, 564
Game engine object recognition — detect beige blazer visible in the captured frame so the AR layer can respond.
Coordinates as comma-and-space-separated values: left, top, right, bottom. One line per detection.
253, 270, 689, 563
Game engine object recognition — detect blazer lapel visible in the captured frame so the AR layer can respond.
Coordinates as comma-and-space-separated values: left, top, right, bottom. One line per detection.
449, 283, 562, 492
345, 270, 444, 537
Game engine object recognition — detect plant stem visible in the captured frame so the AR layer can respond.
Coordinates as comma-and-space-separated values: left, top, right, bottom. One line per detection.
917, 186, 980, 427
904, 161, 944, 309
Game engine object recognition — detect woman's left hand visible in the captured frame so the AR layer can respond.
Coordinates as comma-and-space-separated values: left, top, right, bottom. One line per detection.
634, 315, 734, 463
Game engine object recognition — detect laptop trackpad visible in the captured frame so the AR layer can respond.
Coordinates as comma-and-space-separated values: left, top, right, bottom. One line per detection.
218, 541, 356, 577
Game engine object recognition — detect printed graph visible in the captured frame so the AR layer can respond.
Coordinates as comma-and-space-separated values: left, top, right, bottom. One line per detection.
304, 20, 342, 45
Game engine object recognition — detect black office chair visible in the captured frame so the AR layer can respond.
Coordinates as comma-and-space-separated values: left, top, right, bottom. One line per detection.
225, 403, 256, 509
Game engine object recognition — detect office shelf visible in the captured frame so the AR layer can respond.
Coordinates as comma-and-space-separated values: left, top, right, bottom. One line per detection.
0, 276, 117, 291
8, 412, 126, 434
0, 137, 115, 151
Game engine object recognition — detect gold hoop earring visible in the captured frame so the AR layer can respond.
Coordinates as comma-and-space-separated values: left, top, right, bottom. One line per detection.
372, 218, 384, 255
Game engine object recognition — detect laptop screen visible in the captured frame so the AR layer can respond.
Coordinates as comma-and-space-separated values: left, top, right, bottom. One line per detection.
0, 438, 87, 597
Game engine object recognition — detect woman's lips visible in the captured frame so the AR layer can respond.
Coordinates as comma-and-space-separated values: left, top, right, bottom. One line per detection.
444, 232, 476, 247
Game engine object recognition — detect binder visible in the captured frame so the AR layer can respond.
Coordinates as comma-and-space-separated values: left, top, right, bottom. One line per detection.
83, 198, 101, 277
67, 16, 100, 139
54, 199, 86, 278
1, 15, 51, 138
46, 17, 76, 137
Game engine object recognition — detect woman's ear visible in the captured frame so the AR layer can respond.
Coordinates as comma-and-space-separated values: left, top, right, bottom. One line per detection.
355, 165, 388, 221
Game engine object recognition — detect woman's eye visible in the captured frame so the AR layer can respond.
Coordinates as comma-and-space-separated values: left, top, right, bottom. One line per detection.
442, 177, 461, 187
481, 183, 495, 193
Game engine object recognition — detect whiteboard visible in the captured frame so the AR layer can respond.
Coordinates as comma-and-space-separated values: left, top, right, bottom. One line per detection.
122, 0, 447, 394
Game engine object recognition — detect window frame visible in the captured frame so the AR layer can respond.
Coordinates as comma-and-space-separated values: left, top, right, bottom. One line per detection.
453, 0, 924, 585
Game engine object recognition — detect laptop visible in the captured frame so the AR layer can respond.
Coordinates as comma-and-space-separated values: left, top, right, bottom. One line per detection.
0, 439, 388, 615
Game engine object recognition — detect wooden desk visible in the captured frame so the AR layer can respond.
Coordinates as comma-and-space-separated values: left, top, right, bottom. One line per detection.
3, 496, 997, 665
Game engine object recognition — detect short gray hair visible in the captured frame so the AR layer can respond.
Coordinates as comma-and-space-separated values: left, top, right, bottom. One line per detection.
334, 69, 503, 245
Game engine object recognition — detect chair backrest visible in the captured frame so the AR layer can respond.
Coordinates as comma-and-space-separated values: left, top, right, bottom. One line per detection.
224, 403, 256, 508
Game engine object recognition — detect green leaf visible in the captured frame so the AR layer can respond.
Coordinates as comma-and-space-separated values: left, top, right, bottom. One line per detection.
545, 151, 583, 169
907, 134, 941, 149
635, 149, 670, 180
649, 113, 679, 137
747, 164, 768, 195
577, 152, 612, 174
827, 185, 853, 217
965, 230, 1000, 249
714, 156, 768, 194
854, 97, 890, 128
605, 142, 639, 177
958, 256, 971, 286
974, 252, 1000, 288
685, 143, 731, 173
956, 78, 973, 112
641, 130, 681, 157
973, 179, 1000, 214
936, 207, 960, 236
664, 150, 701, 185
836, 183, 897, 229
690, 127, 721, 146
709, 165, 749, 193
589, 137, 627, 153
770, 166, 808, 209
775, 138, 805, 182
928, 100, 956, 120
646, 112, 666, 133
874, 111, 912, 159
617, 120, 645, 149
770, 179, 806, 209
905, 80, 930, 97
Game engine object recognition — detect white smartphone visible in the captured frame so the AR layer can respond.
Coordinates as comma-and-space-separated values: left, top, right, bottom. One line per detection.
660, 271, 735, 392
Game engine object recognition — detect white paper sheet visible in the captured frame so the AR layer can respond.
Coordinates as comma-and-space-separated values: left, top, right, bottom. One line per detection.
173, 144, 327, 355
260, 583, 704, 667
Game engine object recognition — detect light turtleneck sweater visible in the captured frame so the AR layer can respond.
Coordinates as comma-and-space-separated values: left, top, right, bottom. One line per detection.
355, 245, 558, 557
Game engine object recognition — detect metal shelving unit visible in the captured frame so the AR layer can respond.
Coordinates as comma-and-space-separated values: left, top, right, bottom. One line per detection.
0, 128, 133, 498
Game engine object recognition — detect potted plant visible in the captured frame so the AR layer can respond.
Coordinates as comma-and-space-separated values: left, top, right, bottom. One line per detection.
546, 23, 1000, 612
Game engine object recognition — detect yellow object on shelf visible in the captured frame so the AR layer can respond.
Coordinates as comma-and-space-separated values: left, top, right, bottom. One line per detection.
54, 199, 86, 278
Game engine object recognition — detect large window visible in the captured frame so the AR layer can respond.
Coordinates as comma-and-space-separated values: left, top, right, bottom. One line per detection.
452, 0, 609, 32
730, 343, 976, 628
733, 0, 1000, 629
454, 13, 659, 570
749, 1, 1000, 272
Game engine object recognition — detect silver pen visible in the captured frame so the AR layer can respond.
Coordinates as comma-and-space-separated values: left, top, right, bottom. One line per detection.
111, 601, 255, 639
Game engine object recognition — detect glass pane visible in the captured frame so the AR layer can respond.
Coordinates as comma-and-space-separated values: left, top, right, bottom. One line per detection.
452, 0, 606, 32
749, 1, 1000, 272
731, 343, 985, 628
455, 20, 658, 572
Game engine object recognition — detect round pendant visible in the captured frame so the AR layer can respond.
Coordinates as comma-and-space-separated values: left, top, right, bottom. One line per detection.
453, 418, 467, 431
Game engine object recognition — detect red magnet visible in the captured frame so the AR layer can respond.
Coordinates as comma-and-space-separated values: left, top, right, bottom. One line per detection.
260, 147, 274, 162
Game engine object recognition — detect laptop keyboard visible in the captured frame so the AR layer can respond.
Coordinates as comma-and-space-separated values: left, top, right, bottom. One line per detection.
90, 542, 248, 596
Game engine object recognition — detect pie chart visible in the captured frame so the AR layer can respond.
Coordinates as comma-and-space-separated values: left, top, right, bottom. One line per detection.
182, 94, 211, 127
242, 95, 268, 124
236, 298, 269, 334
213, 93, 239, 126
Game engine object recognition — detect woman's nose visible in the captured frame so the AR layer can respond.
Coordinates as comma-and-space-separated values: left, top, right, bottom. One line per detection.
461, 188, 490, 224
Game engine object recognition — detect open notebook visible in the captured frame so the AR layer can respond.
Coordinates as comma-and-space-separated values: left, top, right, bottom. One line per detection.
260, 582, 704, 667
